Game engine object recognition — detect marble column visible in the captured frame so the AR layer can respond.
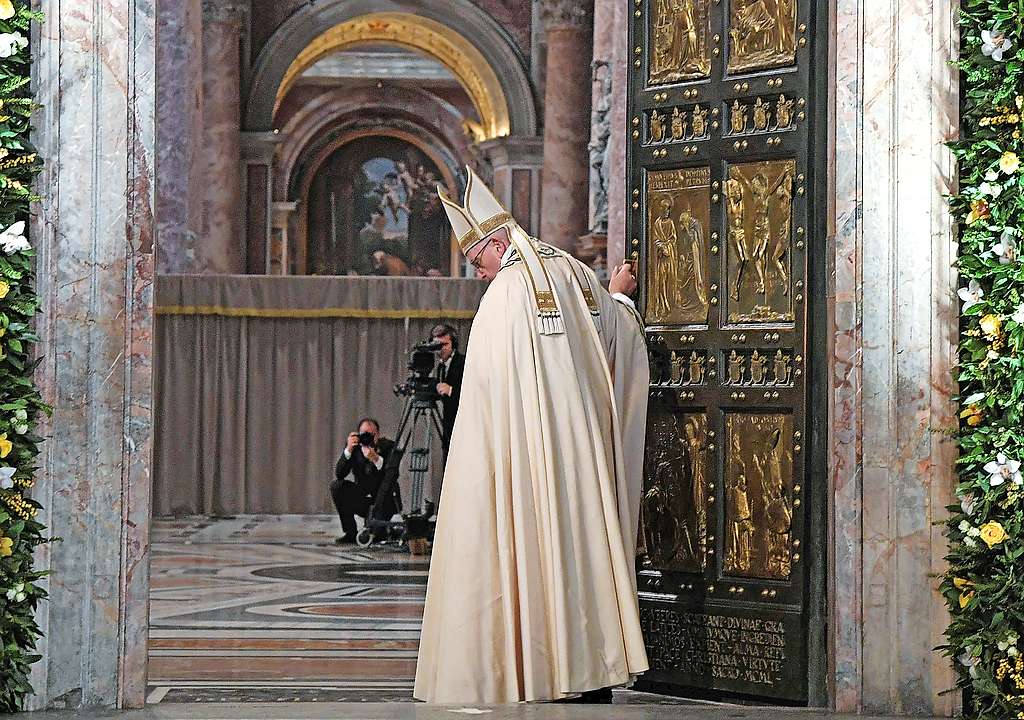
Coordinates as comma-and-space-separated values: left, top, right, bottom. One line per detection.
479, 136, 544, 235
830, 0, 958, 713
240, 131, 281, 274
595, 0, 628, 270
30, 0, 156, 709
200, 0, 246, 274
538, 0, 594, 252
270, 202, 299, 274
155, 0, 203, 274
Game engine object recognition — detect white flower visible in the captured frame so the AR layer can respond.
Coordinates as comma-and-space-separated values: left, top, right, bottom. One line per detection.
982, 27, 1013, 62
964, 536, 978, 548
984, 452, 1022, 486
0, 466, 13, 489
0, 221, 29, 255
964, 392, 986, 405
6, 582, 25, 602
14, 409, 27, 422
958, 280, 984, 311
985, 169, 1001, 182
1011, 647, 1021, 658
960, 493, 977, 516
993, 229, 1019, 264
14, 424, 27, 435
979, 181, 1003, 198
959, 519, 972, 533
959, 651, 981, 679
0, 32, 26, 59
968, 526, 981, 538
1013, 303, 1024, 324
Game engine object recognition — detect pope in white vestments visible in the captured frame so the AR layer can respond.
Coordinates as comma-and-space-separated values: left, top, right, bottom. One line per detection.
414, 168, 650, 704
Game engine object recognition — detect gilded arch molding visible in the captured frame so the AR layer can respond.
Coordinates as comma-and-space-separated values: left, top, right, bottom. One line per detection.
245, 0, 538, 138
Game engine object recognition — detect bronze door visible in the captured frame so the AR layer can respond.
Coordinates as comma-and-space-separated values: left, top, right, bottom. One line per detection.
627, 0, 826, 704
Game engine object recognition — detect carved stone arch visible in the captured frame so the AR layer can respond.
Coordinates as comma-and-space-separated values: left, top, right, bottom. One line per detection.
245, 0, 538, 137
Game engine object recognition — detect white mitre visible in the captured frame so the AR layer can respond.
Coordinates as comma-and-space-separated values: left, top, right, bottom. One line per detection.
437, 167, 565, 335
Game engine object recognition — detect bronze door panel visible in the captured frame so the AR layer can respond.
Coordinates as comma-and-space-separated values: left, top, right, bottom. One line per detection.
628, 0, 824, 704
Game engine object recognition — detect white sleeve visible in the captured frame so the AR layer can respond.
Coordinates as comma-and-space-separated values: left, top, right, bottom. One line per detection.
612, 292, 637, 311
373, 455, 384, 471
343, 448, 352, 460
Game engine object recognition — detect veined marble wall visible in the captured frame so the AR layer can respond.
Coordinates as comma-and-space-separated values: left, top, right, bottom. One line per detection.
29, 0, 155, 709
829, 0, 958, 713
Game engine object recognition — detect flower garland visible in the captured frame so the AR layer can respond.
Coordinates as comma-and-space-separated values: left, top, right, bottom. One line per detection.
0, 0, 48, 712
942, 0, 1024, 717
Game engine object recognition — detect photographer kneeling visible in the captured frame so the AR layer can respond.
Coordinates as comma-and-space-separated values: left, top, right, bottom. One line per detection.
330, 417, 400, 545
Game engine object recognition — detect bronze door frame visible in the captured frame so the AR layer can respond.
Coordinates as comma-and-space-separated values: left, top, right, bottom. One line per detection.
627, 0, 828, 705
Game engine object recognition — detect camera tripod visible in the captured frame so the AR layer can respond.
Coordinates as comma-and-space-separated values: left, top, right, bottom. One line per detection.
392, 391, 444, 519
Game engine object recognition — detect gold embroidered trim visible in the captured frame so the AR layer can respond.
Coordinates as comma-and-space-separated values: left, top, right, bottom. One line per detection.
457, 227, 482, 251
535, 290, 558, 313
478, 212, 513, 236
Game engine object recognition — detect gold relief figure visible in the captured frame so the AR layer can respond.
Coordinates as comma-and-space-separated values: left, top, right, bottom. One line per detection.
725, 161, 794, 322
642, 412, 708, 573
753, 97, 771, 131
688, 351, 705, 385
727, 349, 746, 385
691, 104, 708, 137
684, 417, 709, 567
726, 431, 754, 573
776, 94, 795, 128
728, 0, 798, 72
671, 350, 686, 385
650, 0, 712, 84
651, 110, 666, 143
671, 107, 686, 140
773, 349, 791, 385
725, 413, 794, 579
646, 167, 712, 325
678, 202, 709, 314
750, 350, 768, 384
755, 428, 792, 578
771, 174, 793, 295
725, 178, 749, 301
730, 99, 749, 134
649, 197, 680, 322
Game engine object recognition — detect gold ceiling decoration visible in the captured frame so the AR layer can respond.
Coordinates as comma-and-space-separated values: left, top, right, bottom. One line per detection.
275, 12, 511, 140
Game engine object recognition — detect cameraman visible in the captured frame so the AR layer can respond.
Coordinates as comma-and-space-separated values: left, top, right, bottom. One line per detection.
430, 324, 464, 465
330, 417, 400, 544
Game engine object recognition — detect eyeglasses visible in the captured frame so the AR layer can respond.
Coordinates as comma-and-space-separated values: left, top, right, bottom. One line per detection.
468, 239, 493, 270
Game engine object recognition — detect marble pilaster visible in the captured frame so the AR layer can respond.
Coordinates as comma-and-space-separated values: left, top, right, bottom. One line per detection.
479, 136, 544, 236
538, 0, 594, 252
200, 0, 247, 273
29, 0, 156, 709
240, 131, 281, 274
156, 0, 203, 274
829, 0, 958, 713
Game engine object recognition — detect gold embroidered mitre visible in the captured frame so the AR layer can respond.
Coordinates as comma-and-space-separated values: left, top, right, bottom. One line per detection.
436, 166, 514, 256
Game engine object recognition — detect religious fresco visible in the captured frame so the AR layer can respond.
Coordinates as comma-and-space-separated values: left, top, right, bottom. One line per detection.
723, 159, 796, 324
726, 0, 798, 73
645, 167, 712, 326
649, 0, 713, 85
723, 413, 794, 580
642, 411, 711, 574
307, 136, 451, 277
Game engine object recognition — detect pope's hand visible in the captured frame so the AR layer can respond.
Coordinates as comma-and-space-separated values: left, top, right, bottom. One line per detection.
609, 261, 637, 297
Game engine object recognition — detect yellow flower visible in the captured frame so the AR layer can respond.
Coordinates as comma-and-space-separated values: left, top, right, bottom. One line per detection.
960, 404, 984, 426
0, 536, 11, 558
968, 198, 991, 224
980, 521, 1008, 548
0, 433, 10, 459
0, 0, 15, 20
0, 280, 8, 299
953, 577, 974, 590
981, 314, 1003, 339
1001, 151, 1021, 175
959, 590, 975, 609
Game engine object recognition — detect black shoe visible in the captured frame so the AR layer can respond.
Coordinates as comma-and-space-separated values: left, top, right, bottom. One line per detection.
334, 535, 356, 545
554, 687, 613, 704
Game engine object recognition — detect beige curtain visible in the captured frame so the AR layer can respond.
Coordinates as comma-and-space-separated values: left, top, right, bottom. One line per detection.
153, 275, 485, 516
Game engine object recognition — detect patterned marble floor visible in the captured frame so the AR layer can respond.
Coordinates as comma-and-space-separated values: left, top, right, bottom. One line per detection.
149, 515, 705, 706
150, 515, 425, 704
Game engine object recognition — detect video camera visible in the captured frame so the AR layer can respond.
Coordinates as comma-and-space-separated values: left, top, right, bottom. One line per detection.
393, 339, 444, 401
